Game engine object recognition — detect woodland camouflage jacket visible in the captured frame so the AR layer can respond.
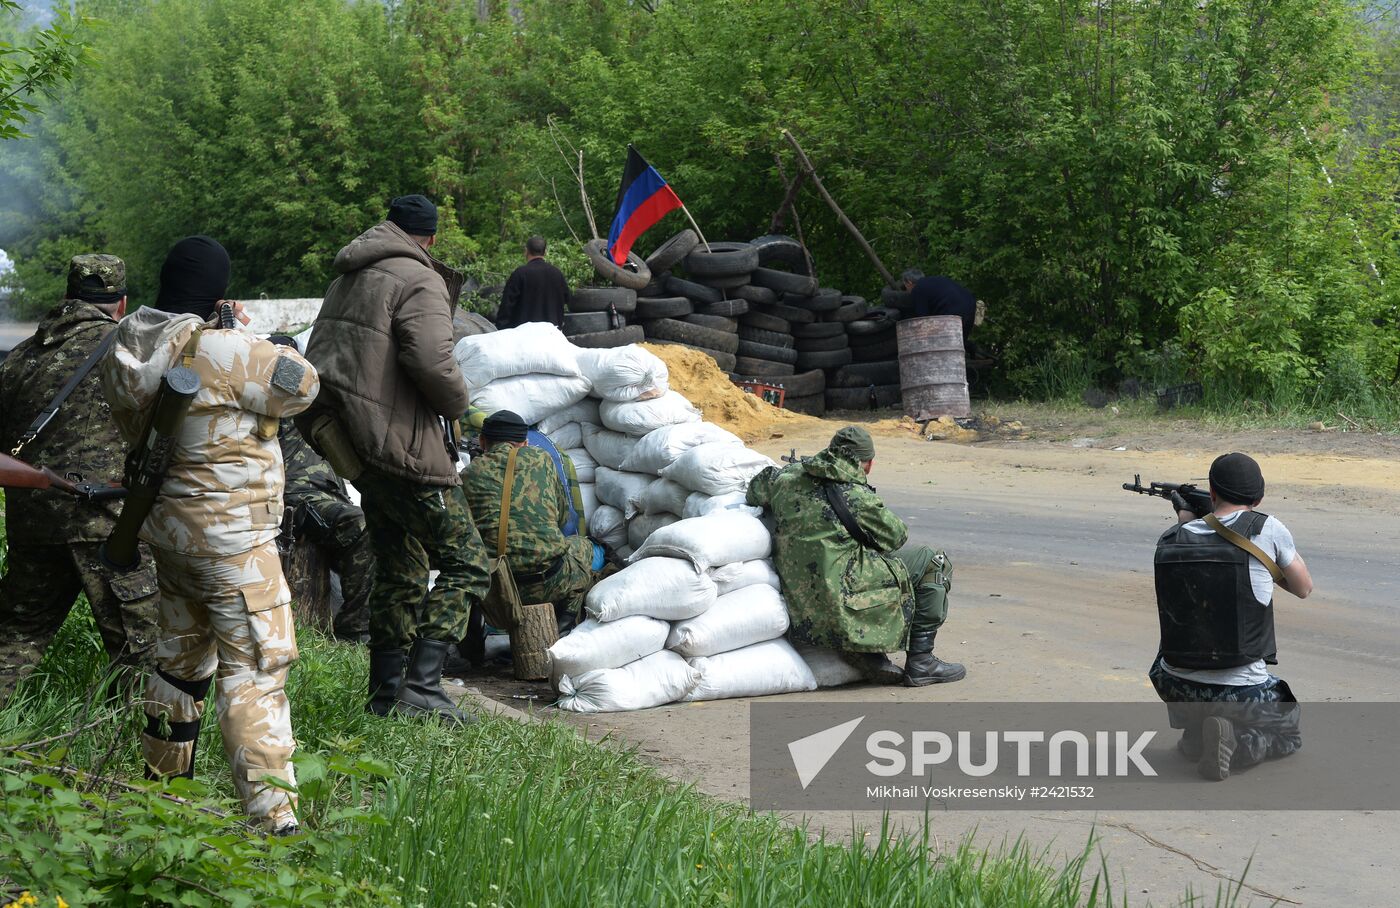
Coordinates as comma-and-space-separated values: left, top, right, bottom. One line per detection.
461, 443, 570, 572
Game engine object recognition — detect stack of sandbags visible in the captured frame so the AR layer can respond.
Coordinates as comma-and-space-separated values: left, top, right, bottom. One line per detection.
454, 322, 589, 425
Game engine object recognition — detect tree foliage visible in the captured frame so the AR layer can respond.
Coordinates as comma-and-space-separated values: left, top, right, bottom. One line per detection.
0, 0, 89, 141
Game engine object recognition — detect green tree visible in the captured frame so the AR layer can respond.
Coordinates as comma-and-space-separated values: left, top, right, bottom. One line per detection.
0, 0, 89, 140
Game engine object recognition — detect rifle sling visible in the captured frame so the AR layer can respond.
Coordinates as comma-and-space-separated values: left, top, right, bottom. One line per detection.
1203, 513, 1285, 585
822, 481, 877, 550
11, 328, 118, 457
497, 446, 518, 559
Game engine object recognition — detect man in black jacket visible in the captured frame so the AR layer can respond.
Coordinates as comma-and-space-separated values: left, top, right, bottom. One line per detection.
497, 236, 569, 329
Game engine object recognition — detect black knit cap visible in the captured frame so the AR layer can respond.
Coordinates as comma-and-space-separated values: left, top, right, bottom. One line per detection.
155, 236, 230, 319
387, 194, 438, 236
482, 410, 529, 444
1209, 452, 1265, 505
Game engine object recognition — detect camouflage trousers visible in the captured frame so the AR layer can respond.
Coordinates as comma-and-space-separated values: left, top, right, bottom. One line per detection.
1149, 659, 1302, 769
894, 545, 952, 639
144, 541, 298, 829
288, 492, 373, 639
516, 536, 596, 624
0, 541, 160, 702
357, 469, 491, 651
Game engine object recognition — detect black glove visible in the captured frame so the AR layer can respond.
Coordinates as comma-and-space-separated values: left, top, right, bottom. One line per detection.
1169, 490, 1192, 514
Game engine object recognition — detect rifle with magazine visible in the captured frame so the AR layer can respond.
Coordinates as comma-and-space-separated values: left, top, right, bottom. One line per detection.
1122, 474, 1213, 519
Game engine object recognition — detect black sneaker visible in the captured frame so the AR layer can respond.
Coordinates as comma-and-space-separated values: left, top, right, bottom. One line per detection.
1198, 716, 1236, 781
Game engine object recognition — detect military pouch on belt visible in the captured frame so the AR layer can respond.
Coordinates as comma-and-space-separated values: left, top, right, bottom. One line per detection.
307, 413, 364, 482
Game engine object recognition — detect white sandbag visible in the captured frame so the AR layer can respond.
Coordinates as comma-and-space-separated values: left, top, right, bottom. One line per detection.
585, 556, 716, 622
666, 584, 789, 658
682, 491, 763, 519
660, 443, 777, 496
549, 422, 583, 451
639, 478, 691, 517
470, 373, 590, 426
795, 644, 866, 688
710, 559, 782, 595
538, 399, 600, 436
682, 639, 817, 701
575, 346, 669, 402
616, 544, 634, 561
599, 391, 702, 436
627, 512, 679, 550
594, 467, 653, 519
548, 615, 670, 683
557, 650, 701, 713
631, 511, 771, 570
588, 504, 627, 549
564, 446, 596, 482
580, 424, 635, 470
578, 482, 599, 520
454, 321, 581, 388
619, 422, 743, 474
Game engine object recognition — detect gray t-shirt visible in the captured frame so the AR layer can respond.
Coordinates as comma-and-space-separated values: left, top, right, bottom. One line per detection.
1160, 509, 1296, 687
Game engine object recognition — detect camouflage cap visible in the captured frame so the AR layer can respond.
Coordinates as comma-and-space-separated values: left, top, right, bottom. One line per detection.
67, 253, 127, 301
828, 426, 876, 462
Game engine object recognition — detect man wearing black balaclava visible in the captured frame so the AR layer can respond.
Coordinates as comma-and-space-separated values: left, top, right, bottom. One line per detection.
1149, 452, 1314, 782
100, 235, 320, 834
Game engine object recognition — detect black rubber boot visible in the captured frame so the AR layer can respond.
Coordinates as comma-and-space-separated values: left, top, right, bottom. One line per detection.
1198, 716, 1236, 781
366, 649, 406, 717
392, 638, 476, 726
903, 632, 966, 686
839, 651, 905, 686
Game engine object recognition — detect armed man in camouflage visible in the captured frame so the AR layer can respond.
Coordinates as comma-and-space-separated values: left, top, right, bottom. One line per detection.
0, 254, 159, 702
101, 236, 319, 834
461, 411, 600, 627
747, 426, 966, 686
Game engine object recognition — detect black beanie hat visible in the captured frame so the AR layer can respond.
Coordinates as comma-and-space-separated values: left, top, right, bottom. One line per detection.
1209, 452, 1265, 505
155, 236, 231, 319
482, 410, 529, 444
387, 194, 438, 236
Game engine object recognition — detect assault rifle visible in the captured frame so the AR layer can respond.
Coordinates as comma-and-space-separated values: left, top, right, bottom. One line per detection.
1122, 474, 1213, 519
0, 452, 127, 502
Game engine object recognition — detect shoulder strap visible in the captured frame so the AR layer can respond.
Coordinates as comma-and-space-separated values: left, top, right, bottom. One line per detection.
11, 328, 119, 457
822, 481, 877, 550
181, 328, 202, 368
1204, 512, 1285, 584
497, 446, 519, 558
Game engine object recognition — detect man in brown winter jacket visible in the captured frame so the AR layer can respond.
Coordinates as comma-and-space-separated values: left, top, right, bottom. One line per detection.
299, 195, 489, 724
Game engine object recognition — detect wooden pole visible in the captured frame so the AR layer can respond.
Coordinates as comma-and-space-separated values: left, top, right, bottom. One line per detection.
781, 129, 898, 288
680, 203, 712, 253
773, 154, 815, 278
768, 162, 807, 233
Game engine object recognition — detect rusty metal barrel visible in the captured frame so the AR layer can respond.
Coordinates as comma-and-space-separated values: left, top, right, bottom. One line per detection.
896, 315, 970, 419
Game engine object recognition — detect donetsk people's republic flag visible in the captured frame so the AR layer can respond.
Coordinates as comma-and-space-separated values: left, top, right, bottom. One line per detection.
607, 146, 683, 265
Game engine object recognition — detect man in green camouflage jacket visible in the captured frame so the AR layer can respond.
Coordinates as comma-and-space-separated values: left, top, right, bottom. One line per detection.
0, 254, 159, 702
461, 410, 597, 624
747, 426, 965, 686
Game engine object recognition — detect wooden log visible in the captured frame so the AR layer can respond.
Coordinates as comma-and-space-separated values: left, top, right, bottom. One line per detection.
510, 602, 558, 681
281, 534, 334, 634
768, 160, 807, 233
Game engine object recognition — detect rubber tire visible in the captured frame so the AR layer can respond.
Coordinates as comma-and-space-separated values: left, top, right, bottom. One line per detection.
694, 299, 749, 318
695, 272, 752, 290
880, 287, 913, 309
829, 360, 901, 388
732, 356, 796, 377
783, 391, 826, 417
851, 338, 899, 361
584, 239, 652, 291
793, 333, 850, 353
634, 296, 692, 319
850, 328, 898, 347
642, 317, 741, 354
731, 368, 825, 397
562, 311, 616, 335
637, 279, 669, 298
645, 229, 699, 275
749, 234, 811, 273
682, 313, 739, 332
739, 311, 791, 333
847, 318, 896, 337
792, 321, 845, 339
664, 274, 723, 304
786, 287, 842, 312
866, 306, 903, 322
753, 301, 815, 325
569, 325, 646, 349
751, 266, 818, 297
647, 340, 736, 372
730, 284, 778, 305
826, 384, 901, 410
737, 326, 794, 348
737, 340, 799, 365
825, 297, 869, 323
570, 286, 638, 314
683, 241, 759, 278
795, 348, 853, 370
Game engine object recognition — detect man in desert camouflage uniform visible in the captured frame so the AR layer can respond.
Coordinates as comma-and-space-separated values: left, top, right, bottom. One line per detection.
746, 426, 966, 687
0, 254, 159, 702
101, 236, 318, 833
461, 411, 599, 625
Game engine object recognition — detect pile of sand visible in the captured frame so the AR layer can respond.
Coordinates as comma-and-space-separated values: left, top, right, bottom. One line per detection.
641, 343, 819, 442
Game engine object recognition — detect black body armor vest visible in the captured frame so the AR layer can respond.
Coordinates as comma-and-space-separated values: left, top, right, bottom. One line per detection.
1154, 510, 1278, 669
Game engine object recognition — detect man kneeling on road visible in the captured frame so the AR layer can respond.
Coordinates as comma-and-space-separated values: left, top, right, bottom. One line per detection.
1151, 452, 1313, 781
746, 426, 965, 686
461, 411, 602, 627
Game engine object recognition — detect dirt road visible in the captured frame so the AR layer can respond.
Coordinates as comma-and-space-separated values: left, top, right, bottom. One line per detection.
481, 417, 1399, 905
